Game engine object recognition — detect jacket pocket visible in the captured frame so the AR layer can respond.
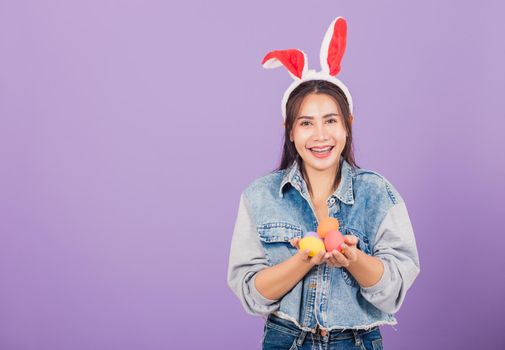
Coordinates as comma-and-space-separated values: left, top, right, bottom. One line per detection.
257, 222, 303, 266
340, 226, 372, 287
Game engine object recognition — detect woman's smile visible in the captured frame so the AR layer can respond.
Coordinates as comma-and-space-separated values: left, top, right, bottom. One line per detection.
307, 146, 335, 158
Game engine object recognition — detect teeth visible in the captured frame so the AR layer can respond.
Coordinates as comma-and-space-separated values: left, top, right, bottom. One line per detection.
311, 147, 332, 153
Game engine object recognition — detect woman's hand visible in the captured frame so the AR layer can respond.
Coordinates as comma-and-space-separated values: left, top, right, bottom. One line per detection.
289, 238, 328, 266
327, 235, 360, 268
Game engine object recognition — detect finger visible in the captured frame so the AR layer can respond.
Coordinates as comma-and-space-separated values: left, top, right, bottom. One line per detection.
312, 251, 324, 264
341, 244, 357, 261
321, 250, 328, 261
344, 235, 359, 246
328, 250, 345, 266
328, 254, 341, 267
312, 250, 326, 264
297, 249, 310, 261
290, 238, 301, 248
332, 250, 349, 267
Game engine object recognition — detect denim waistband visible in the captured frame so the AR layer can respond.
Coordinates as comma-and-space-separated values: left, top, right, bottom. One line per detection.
266, 314, 379, 341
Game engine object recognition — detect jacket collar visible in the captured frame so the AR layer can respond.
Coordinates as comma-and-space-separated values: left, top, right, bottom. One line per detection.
278, 156, 355, 205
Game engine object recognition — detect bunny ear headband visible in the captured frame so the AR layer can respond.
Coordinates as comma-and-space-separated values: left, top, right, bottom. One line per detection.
261, 16, 353, 122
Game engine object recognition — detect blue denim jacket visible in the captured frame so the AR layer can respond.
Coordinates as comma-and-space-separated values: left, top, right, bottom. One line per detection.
227, 156, 420, 331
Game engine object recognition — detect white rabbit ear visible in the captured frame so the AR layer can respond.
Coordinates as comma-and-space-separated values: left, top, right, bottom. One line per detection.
320, 17, 347, 76
261, 49, 308, 80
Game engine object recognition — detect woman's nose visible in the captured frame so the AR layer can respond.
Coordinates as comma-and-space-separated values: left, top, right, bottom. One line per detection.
314, 122, 329, 140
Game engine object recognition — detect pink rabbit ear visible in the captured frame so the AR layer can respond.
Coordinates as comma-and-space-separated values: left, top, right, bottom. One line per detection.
261, 49, 308, 79
320, 17, 347, 76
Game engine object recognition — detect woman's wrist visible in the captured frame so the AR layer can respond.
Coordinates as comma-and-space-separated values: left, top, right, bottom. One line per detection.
346, 251, 384, 288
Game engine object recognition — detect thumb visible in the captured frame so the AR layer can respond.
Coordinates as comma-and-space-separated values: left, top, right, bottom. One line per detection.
297, 249, 310, 261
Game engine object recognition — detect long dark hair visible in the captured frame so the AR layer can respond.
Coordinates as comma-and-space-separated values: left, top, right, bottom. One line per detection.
275, 80, 360, 197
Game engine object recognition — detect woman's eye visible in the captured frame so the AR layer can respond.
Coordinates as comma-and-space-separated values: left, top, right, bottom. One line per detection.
300, 119, 336, 126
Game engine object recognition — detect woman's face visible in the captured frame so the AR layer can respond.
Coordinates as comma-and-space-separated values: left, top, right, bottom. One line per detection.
289, 93, 349, 173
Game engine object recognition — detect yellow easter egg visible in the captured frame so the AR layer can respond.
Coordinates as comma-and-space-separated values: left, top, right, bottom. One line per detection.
299, 236, 325, 257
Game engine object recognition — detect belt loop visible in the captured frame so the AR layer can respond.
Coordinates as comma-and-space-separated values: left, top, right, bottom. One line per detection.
352, 330, 362, 347
296, 330, 308, 346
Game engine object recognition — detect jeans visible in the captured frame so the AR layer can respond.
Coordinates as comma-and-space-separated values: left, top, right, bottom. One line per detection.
262, 315, 384, 350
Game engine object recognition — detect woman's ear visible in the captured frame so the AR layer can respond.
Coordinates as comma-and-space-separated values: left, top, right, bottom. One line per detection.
349, 114, 354, 124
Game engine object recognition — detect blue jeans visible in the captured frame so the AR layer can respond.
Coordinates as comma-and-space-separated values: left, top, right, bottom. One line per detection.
262, 315, 384, 350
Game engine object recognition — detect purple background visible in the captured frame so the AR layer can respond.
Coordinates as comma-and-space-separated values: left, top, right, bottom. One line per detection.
1, 1, 504, 349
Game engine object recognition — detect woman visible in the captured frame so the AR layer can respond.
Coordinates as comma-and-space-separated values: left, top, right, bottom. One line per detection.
227, 17, 420, 350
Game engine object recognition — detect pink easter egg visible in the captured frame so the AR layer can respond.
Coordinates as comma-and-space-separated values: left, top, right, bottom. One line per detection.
324, 230, 345, 252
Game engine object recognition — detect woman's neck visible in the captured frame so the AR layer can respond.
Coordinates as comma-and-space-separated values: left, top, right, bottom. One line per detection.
303, 163, 339, 203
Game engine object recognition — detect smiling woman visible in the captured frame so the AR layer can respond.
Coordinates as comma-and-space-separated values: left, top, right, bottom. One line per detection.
227, 16, 420, 350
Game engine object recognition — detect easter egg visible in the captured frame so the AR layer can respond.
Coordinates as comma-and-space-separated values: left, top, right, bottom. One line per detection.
299, 236, 325, 257
317, 217, 340, 238
324, 230, 345, 252
305, 231, 318, 238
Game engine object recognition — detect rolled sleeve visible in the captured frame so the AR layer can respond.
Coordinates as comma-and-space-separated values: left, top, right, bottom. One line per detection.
360, 201, 420, 314
227, 193, 280, 316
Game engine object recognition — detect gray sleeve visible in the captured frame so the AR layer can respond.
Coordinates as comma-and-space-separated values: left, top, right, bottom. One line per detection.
360, 201, 420, 314
227, 193, 280, 316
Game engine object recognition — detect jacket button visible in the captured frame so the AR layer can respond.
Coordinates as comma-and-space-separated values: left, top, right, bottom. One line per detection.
328, 197, 336, 206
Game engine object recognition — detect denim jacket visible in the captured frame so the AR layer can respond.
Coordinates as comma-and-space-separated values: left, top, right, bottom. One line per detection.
227, 156, 420, 331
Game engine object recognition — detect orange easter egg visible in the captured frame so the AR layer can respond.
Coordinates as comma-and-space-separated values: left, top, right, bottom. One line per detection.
317, 217, 340, 238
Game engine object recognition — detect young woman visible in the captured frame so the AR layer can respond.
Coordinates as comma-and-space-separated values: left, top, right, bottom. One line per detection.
227, 17, 420, 350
